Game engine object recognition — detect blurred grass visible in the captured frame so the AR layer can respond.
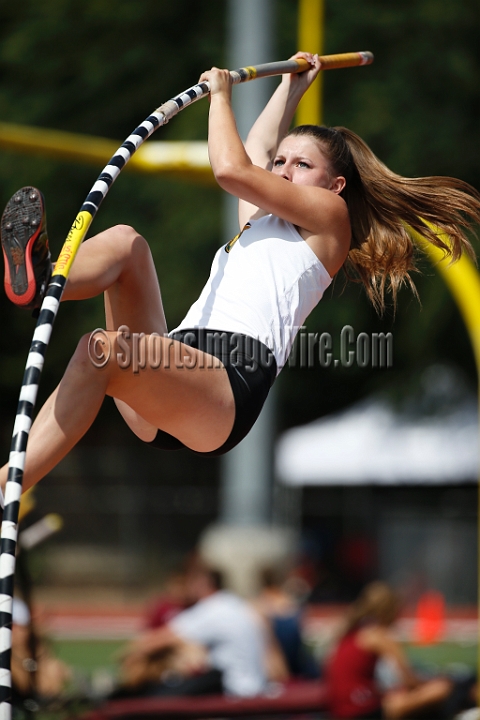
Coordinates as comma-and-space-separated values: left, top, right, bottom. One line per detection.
51, 639, 124, 676
405, 641, 477, 674
51, 637, 478, 678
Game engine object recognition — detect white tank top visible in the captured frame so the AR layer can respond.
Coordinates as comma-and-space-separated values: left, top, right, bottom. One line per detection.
172, 214, 332, 373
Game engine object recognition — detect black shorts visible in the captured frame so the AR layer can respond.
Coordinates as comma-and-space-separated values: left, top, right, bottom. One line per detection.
146, 328, 277, 456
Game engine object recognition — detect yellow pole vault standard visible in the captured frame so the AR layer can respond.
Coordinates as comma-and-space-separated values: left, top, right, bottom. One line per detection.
405, 222, 480, 368
406, 221, 480, 681
297, 0, 324, 126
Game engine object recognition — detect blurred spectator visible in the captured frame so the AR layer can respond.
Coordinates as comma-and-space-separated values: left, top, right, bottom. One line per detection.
144, 571, 188, 630
11, 597, 72, 703
253, 568, 319, 679
324, 581, 467, 719
116, 565, 267, 699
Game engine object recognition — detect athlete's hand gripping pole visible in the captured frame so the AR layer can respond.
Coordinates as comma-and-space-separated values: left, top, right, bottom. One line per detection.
0, 49, 373, 719
157, 51, 373, 124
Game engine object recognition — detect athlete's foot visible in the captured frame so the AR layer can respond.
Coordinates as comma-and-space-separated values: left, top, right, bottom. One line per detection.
1, 186, 52, 310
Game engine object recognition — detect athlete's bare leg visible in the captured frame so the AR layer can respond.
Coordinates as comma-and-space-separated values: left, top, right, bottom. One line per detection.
62, 224, 169, 440
0, 225, 235, 494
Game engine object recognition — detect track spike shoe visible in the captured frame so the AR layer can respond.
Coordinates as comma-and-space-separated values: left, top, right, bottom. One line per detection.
1, 186, 52, 310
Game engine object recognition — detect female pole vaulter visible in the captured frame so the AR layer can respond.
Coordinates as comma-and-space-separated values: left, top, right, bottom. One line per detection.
1, 52, 480, 503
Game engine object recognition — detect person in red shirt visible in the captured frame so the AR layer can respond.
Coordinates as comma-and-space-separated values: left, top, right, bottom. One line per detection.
145, 572, 188, 630
325, 582, 452, 719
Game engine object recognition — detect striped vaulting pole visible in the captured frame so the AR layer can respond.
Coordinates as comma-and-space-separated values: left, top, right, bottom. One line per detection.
0, 50, 373, 718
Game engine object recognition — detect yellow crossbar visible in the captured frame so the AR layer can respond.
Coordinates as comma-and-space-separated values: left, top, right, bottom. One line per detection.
0, 121, 213, 181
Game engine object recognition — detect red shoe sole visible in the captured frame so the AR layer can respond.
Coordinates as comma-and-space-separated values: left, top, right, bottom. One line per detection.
1, 187, 44, 307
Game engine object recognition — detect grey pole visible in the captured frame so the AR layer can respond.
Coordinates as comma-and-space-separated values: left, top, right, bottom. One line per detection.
220, 0, 276, 526
201, 1, 298, 594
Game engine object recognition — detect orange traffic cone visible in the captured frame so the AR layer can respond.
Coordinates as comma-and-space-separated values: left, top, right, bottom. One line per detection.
414, 591, 445, 644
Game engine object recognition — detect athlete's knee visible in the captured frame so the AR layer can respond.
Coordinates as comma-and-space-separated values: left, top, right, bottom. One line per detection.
107, 224, 153, 272
110, 224, 148, 251
108, 223, 139, 242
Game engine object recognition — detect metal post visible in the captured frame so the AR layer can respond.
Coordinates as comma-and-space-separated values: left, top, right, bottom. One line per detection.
220, 0, 275, 527
201, 1, 297, 596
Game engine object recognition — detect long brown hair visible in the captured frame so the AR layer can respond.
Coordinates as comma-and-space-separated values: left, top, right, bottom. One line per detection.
287, 125, 480, 312
342, 581, 400, 635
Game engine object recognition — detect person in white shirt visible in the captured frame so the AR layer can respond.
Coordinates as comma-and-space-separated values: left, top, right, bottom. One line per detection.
122, 566, 267, 698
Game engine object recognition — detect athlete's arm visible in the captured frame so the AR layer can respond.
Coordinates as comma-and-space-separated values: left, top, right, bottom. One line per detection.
357, 626, 419, 689
201, 66, 350, 273
124, 624, 182, 658
239, 52, 322, 227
